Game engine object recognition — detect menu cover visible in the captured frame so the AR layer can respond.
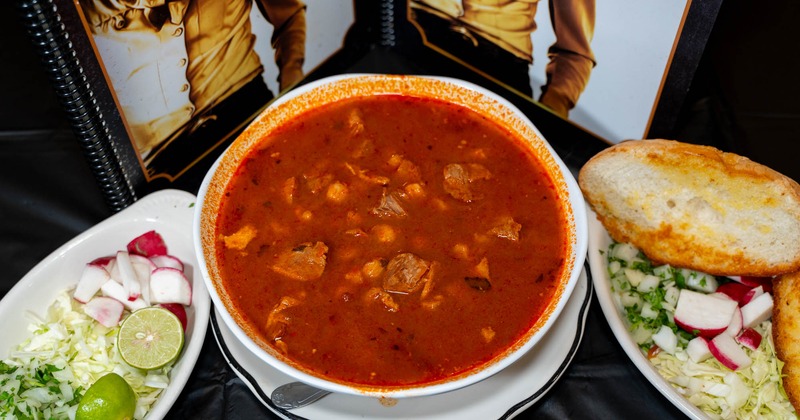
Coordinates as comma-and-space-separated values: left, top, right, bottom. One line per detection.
17, 0, 362, 211
17, 0, 721, 211
396, 0, 724, 143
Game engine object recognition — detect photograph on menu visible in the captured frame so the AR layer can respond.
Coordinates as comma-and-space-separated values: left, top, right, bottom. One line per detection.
73, 0, 355, 180
408, 0, 693, 143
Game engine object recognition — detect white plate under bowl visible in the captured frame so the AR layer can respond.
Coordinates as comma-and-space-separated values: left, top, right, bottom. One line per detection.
196, 73, 588, 399
586, 206, 710, 420
211, 267, 591, 419
0, 189, 210, 420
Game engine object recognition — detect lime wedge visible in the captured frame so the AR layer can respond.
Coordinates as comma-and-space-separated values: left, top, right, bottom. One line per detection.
76, 372, 136, 420
117, 306, 185, 370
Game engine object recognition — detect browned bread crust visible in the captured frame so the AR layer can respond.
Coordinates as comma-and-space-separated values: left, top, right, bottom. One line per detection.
579, 139, 800, 277
772, 271, 800, 411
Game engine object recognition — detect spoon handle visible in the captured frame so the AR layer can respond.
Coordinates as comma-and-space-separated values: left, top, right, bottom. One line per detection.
271, 381, 332, 410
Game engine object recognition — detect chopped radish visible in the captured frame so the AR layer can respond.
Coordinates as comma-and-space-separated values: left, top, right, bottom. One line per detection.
740, 276, 773, 293
159, 303, 188, 331
651, 325, 678, 354
716, 282, 752, 304
736, 328, 763, 351
709, 292, 735, 301
674, 289, 739, 337
130, 254, 155, 305
130, 254, 157, 270
150, 267, 192, 306
708, 333, 752, 370
741, 292, 773, 328
100, 280, 148, 311
107, 260, 121, 284
115, 251, 141, 301
127, 230, 168, 257
686, 337, 713, 363
740, 286, 764, 306
76, 231, 193, 331
724, 307, 743, 336
728, 275, 773, 293
83, 296, 125, 328
150, 255, 185, 272
88, 255, 115, 271
73, 264, 111, 303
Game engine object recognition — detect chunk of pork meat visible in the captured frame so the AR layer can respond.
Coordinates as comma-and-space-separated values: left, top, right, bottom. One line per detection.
220, 224, 257, 251
372, 189, 407, 217
304, 172, 333, 194
348, 108, 365, 135
489, 216, 522, 241
271, 242, 329, 281
442, 163, 492, 202
344, 163, 390, 186
383, 253, 431, 294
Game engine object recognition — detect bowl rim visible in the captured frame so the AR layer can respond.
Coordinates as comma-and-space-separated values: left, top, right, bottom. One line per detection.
193, 73, 588, 398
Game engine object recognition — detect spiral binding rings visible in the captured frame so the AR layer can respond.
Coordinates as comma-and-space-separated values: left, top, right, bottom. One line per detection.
17, 0, 136, 213
380, 0, 396, 47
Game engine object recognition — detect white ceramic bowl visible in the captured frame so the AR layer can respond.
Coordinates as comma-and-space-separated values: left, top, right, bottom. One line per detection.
0, 189, 210, 419
194, 74, 588, 399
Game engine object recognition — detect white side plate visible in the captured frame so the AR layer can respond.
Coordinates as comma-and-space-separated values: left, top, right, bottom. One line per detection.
0, 189, 210, 420
586, 206, 710, 420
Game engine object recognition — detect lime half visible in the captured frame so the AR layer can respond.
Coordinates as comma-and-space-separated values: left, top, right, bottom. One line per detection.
118, 306, 185, 370
76, 372, 136, 420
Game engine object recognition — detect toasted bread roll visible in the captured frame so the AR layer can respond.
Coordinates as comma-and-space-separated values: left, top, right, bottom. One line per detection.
773, 271, 800, 410
579, 139, 800, 277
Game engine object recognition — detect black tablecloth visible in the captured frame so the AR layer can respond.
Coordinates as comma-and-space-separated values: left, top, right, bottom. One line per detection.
0, 48, 689, 419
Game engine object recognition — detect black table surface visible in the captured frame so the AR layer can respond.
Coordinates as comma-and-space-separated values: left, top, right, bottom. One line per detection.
0, 47, 689, 419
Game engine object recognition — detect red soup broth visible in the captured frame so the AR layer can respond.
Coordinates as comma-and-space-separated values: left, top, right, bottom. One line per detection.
214, 94, 568, 388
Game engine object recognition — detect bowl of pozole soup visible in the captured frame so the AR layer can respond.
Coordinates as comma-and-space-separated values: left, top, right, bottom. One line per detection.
194, 74, 588, 398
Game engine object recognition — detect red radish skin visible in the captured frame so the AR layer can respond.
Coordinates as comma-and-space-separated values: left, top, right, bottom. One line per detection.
708, 333, 752, 371
77, 231, 193, 332
150, 267, 192, 306
83, 296, 125, 328
88, 255, 115, 270
728, 275, 773, 293
716, 282, 752, 304
127, 230, 168, 257
159, 303, 188, 331
73, 264, 111, 303
736, 328, 763, 351
740, 286, 764, 306
674, 290, 739, 338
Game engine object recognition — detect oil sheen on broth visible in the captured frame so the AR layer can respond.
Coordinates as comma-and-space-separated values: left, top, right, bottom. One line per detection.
215, 94, 567, 388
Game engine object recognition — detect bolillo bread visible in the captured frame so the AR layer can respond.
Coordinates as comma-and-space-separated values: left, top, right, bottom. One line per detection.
579, 139, 800, 277
773, 271, 800, 410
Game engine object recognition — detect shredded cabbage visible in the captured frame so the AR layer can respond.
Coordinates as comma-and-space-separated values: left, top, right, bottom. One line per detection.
0, 290, 172, 419
652, 321, 795, 419
606, 242, 797, 419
